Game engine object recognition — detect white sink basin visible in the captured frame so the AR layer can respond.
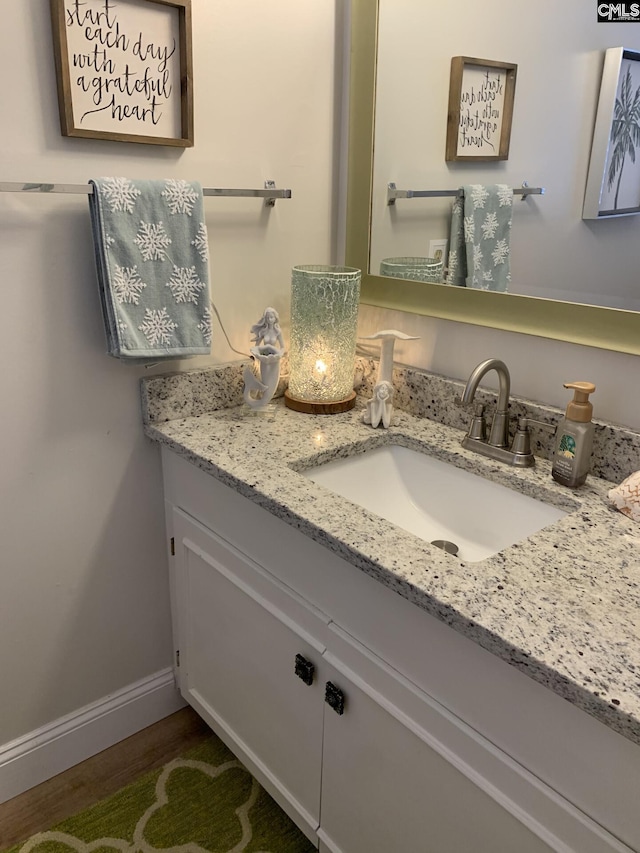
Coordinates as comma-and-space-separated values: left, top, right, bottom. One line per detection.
302, 445, 567, 562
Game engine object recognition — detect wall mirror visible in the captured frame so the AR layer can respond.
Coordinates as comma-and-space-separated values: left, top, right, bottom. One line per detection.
345, 0, 640, 355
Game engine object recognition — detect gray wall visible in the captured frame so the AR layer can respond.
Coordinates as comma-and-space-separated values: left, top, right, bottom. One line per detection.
0, 0, 342, 744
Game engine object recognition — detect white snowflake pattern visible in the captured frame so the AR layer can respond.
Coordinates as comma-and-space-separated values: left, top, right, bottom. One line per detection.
100, 177, 141, 213
482, 270, 495, 282
113, 265, 147, 304
492, 239, 509, 266
473, 244, 484, 272
463, 215, 475, 243
138, 307, 178, 346
191, 222, 209, 262
161, 180, 199, 216
197, 306, 213, 344
166, 265, 206, 304
470, 185, 489, 209
105, 233, 115, 248
447, 249, 459, 279
470, 275, 484, 290
497, 185, 513, 207
134, 220, 172, 261
481, 212, 499, 240
117, 317, 128, 335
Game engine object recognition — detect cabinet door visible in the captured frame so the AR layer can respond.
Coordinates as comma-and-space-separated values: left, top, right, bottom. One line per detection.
172, 508, 328, 841
318, 631, 553, 853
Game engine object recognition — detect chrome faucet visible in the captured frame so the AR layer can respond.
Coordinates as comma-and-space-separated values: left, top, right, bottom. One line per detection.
459, 358, 554, 467
460, 358, 511, 448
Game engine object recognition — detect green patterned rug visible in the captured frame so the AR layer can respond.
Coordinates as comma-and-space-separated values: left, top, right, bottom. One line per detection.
6, 735, 316, 853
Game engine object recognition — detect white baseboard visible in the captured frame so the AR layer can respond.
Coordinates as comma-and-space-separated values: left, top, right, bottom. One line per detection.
0, 668, 186, 805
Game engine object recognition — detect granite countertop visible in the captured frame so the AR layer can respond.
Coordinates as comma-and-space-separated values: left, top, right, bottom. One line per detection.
145, 396, 640, 746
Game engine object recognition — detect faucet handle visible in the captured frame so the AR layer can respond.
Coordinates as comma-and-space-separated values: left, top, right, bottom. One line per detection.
518, 417, 556, 435
457, 397, 487, 440
511, 417, 556, 458
467, 401, 487, 441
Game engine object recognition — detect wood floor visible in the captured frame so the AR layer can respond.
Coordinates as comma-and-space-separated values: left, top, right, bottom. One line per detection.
0, 707, 212, 851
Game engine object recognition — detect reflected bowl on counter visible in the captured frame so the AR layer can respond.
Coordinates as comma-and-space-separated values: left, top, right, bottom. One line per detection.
380, 256, 444, 283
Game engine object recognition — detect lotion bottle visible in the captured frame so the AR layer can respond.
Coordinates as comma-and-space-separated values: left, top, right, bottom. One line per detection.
551, 382, 596, 488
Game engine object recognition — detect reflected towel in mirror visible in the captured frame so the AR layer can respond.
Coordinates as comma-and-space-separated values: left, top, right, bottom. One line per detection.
447, 184, 513, 292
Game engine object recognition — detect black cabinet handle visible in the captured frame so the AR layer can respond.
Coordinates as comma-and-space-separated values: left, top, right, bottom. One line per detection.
325, 681, 345, 715
294, 653, 315, 686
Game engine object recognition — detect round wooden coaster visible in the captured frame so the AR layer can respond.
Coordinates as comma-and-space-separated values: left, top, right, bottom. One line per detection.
283, 390, 356, 414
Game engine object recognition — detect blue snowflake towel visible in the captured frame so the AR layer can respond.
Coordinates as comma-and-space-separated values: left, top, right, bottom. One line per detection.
447, 184, 513, 292
89, 177, 211, 360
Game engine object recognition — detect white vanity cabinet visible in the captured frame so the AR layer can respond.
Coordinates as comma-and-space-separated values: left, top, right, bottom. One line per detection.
317, 627, 555, 853
171, 507, 549, 853
171, 507, 327, 840
162, 447, 639, 853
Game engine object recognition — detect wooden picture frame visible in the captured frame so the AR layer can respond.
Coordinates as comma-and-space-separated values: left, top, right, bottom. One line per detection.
445, 56, 517, 162
583, 47, 640, 219
50, 0, 194, 147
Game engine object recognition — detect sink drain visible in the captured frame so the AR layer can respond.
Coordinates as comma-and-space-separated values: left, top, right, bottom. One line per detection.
430, 539, 459, 557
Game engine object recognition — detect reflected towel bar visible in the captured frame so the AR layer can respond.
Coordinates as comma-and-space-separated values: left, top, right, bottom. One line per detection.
387, 181, 545, 205
0, 180, 292, 207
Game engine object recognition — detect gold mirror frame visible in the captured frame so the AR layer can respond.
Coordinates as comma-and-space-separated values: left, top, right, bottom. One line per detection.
345, 0, 640, 355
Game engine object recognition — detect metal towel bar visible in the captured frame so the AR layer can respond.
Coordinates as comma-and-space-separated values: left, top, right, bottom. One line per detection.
387, 181, 544, 205
0, 179, 292, 207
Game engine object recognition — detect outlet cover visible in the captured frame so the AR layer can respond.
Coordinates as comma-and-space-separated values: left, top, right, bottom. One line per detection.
429, 239, 448, 262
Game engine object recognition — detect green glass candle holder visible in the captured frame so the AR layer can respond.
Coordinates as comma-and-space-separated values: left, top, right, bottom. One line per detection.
285, 265, 361, 413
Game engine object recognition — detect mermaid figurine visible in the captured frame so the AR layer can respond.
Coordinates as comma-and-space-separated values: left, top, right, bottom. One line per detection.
243, 307, 286, 410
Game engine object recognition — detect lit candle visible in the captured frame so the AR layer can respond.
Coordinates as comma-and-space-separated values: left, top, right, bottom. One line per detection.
313, 357, 328, 384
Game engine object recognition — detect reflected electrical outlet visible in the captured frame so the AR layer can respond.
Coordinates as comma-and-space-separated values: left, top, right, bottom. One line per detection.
428, 238, 448, 263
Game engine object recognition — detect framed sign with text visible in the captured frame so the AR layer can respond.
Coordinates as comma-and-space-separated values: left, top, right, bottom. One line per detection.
445, 56, 517, 162
50, 0, 194, 147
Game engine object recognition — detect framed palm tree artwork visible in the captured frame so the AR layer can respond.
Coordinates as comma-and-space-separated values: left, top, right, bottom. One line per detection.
584, 47, 640, 218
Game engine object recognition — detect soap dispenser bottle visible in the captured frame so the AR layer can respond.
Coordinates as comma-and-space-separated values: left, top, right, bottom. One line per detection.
551, 382, 596, 488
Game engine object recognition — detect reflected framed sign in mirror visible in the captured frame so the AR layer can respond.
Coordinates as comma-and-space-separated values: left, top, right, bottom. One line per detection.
583, 47, 640, 219
345, 0, 640, 355
445, 56, 517, 162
